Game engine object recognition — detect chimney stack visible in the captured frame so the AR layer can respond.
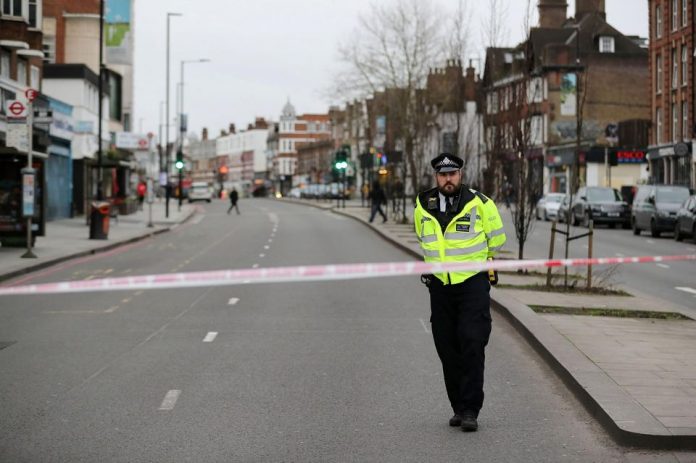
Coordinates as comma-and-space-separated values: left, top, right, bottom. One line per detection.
229, 123, 236, 134
538, 0, 568, 28
202, 127, 208, 140
575, 0, 605, 20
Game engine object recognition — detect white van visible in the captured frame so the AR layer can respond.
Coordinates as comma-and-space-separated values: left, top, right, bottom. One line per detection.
188, 182, 213, 203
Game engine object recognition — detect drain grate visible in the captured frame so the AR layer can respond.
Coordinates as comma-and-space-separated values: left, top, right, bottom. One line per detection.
0, 342, 16, 351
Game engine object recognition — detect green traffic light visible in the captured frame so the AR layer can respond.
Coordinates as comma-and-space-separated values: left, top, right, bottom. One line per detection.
175, 160, 184, 170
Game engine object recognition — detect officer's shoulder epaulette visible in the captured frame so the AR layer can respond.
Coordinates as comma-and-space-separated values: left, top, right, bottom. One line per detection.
470, 189, 489, 204
417, 187, 438, 204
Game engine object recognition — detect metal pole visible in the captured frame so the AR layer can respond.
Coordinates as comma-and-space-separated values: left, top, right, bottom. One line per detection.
165, 15, 171, 218
604, 146, 609, 187
97, 0, 104, 201
21, 100, 36, 258
587, 219, 594, 289
178, 61, 185, 212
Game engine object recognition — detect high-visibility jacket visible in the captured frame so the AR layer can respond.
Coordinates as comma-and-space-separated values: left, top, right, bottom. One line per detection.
414, 187, 506, 285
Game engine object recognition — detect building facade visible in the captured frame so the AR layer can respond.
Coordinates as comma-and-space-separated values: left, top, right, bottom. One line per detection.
648, 0, 695, 188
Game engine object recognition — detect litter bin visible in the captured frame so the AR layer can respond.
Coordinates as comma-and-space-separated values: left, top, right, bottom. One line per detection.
89, 201, 110, 240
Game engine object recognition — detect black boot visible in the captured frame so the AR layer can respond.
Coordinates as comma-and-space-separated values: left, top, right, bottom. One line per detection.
460, 412, 478, 432
448, 414, 462, 427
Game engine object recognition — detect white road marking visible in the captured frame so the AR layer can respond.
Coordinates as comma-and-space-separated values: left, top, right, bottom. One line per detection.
615, 253, 624, 257
104, 306, 120, 313
121, 298, 131, 304
191, 215, 205, 225
647, 240, 655, 244
252, 264, 259, 269
675, 287, 696, 295
656, 264, 670, 269
268, 239, 273, 243
228, 298, 240, 305
264, 245, 270, 250
159, 390, 181, 410
203, 332, 218, 343
259, 253, 266, 258
419, 318, 431, 334
134, 290, 144, 296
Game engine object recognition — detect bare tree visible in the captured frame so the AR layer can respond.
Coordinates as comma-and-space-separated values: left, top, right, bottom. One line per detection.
333, 0, 473, 196
480, 0, 509, 50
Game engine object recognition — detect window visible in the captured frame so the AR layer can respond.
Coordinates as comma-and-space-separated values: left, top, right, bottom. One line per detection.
17, 59, 27, 85
42, 36, 55, 64
682, 45, 688, 86
656, 108, 663, 144
683, 0, 688, 27
672, 104, 679, 141
656, 54, 663, 94
683, 101, 689, 140
28, 0, 40, 29
656, 5, 663, 39
30, 65, 39, 88
672, 0, 678, 31
599, 36, 615, 53
672, 48, 678, 88
0, 50, 9, 79
1, 0, 23, 17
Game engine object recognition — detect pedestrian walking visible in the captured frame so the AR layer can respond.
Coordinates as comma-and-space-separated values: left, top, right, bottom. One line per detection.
413, 153, 507, 432
368, 181, 387, 223
227, 187, 240, 215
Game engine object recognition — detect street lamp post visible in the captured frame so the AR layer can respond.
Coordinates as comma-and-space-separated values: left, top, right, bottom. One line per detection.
165, 12, 182, 218
177, 58, 210, 210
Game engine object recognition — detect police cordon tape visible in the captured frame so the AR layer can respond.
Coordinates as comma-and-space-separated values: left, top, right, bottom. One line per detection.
0, 254, 694, 296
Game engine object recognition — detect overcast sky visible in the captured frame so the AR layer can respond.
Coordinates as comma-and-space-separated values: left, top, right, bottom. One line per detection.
132, 0, 648, 140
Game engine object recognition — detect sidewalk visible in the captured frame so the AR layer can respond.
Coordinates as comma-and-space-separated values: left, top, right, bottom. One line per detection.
0, 200, 197, 283
283, 197, 696, 449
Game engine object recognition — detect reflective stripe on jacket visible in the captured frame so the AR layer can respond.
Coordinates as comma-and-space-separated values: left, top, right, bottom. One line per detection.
414, 189, 506, 285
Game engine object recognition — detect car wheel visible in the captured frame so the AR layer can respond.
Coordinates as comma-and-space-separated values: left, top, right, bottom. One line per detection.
572, 211, 580, 226
622, 221, 631, 230
632, 217, 640, 235
650, 219, 660, 238
692, 224, 696, 242
608, 223, 615, 229
544, 210, 549, 221
207, 199, 211, 203
536, 209, 540, 220
674, 221, 683, 241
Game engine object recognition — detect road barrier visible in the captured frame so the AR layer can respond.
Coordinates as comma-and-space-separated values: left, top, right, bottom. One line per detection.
0, 254, 694, 296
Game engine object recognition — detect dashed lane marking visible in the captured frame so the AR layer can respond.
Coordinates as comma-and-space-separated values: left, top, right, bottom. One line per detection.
228, 298, 240, 305
159, 390, 181, 410
134, 291, 144, 296
657, 264, 670, 269
121, 298, 131, 304
259, 254, 266, 258
252, 264, 259, 269
675, 287, 696, 296
615, 253, 624, 257
203, 332, 218, 343
104, 306, 120, 314
264, 245, 270, 250
647, 240, 655, 244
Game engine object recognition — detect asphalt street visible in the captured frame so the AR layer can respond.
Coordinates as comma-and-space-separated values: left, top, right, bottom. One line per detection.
501, 208, 696, 315
0, 199, 690, 462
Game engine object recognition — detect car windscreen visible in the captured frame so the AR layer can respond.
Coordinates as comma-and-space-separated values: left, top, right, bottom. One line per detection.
546, 194, 564, 203
656, 187, 689, 203
587, 188, 620, 202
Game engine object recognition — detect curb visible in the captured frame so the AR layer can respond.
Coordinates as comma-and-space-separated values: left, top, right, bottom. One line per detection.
281, 199, 696, 450
0, 208, 198, 284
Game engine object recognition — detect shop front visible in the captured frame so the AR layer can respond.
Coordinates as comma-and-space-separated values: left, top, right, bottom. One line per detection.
646, 143, 693, 189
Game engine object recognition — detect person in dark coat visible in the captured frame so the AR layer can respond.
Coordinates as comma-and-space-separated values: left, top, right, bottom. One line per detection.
368, 181, 387, 223
227, 188, 240, 215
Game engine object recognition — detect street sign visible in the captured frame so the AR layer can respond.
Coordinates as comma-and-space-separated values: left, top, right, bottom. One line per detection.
33, 109, 53, 125
6, 124, 29, 151
25, 88, 39, 102
6, 100, 27, 118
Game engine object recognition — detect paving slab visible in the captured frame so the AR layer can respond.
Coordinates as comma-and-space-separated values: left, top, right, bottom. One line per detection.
0, 200, 197, 283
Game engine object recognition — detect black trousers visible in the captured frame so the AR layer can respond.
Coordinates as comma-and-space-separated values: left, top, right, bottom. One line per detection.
428, 273, 491, 416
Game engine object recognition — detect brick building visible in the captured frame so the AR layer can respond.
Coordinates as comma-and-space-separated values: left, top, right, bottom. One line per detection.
274, 100, 331, 193
484, 0, 650, 195
648, 0, 695, 188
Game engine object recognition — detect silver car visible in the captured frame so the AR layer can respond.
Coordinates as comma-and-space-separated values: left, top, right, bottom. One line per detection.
536, 193, 565, 221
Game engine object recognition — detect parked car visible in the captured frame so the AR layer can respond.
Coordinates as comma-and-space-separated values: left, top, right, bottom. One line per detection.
287, 187, 302, 198
674, 195, 696, 242
188, 181, 213, 203
570, 186, 630, 228
631, 185, 691, 237
535, 193, 565, 221
557, 194, 571, 224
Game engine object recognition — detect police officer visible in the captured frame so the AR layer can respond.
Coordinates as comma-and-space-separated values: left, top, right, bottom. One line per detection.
414, 153, 506, 432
